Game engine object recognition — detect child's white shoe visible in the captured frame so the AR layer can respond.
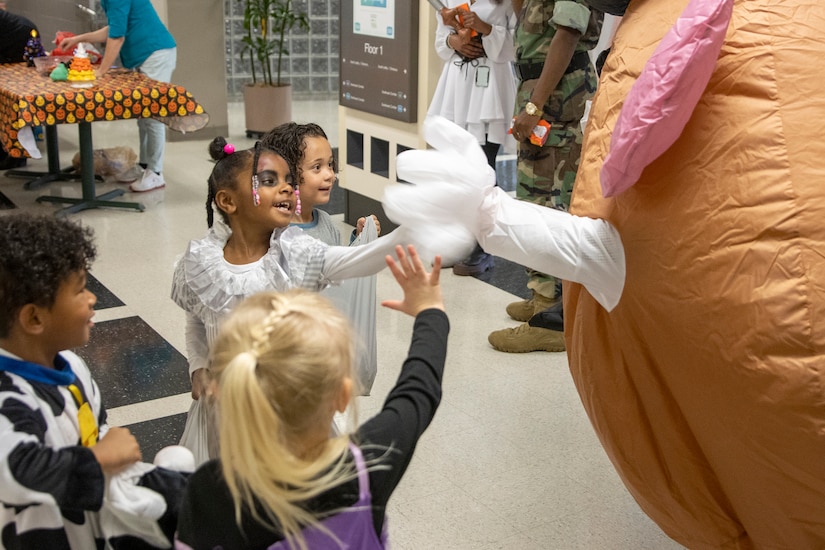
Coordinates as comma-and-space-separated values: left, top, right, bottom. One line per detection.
130, 170, 165, 192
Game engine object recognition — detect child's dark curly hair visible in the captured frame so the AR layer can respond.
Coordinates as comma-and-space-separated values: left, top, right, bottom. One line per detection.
261, 123, 336, 188
0, 214, 96, 337
205, 136, 256, 228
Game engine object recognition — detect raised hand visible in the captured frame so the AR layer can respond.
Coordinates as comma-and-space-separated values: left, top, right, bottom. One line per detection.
381, 245, 444, 316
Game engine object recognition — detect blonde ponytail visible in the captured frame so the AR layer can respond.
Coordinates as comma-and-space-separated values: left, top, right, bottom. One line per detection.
209, 290, 358, 550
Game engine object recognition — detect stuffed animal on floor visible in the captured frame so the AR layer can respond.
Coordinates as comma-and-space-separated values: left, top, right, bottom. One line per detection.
566, 0, 825, 546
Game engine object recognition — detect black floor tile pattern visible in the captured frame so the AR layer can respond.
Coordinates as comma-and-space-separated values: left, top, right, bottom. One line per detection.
88, 273, 125, 310
76, 316, 190, 409
127, 413, 187, 464
469, 256, 531, 300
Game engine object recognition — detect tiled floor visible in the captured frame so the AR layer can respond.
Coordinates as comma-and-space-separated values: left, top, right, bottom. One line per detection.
0, 101, 684, 549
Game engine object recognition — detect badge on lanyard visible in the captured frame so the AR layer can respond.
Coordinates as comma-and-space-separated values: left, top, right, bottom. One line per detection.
475, 65, 490, 87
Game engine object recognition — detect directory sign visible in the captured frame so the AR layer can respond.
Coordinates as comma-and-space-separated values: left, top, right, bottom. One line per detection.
340, 0, 419, 122
353, 0, 395, 39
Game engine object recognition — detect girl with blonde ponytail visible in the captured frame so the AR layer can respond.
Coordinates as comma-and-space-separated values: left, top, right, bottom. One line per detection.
176, 245, 449, 550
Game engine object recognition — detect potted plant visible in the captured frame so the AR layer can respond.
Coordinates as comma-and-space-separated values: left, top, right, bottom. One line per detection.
237, 0, 310, 136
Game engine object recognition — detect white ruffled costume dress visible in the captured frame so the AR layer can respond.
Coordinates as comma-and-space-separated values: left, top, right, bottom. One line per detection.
171, 219, 404, 464
427, 0, 517, 153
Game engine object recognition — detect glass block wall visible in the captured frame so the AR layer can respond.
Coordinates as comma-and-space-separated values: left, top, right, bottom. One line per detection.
224, 0, 340, 99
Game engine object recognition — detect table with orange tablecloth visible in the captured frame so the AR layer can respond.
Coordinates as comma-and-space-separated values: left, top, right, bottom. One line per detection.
0, 62, 209, 213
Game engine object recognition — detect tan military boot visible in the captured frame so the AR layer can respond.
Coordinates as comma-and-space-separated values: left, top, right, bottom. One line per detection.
487, 322, 566, 353
505, 292, 558, 322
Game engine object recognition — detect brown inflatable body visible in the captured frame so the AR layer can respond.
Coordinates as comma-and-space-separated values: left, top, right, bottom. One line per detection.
566, 0, 825, 548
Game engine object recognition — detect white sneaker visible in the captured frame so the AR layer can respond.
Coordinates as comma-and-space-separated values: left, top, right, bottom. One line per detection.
116, 165, 145, 183
129, 170, 165, 192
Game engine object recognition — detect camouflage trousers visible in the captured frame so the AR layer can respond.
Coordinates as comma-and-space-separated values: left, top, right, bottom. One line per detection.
515, 87, 586, 300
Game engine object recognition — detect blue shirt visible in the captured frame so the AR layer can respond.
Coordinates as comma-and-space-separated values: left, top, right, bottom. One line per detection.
102, 0, 176, 68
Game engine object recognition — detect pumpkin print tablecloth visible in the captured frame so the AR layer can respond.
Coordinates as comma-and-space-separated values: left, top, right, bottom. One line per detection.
0, 63, 209, 158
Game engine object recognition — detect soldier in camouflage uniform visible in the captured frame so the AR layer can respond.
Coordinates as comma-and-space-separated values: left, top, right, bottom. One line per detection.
488, 0, 602, 352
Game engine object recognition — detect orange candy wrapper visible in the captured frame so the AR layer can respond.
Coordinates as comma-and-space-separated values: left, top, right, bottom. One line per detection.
455, 3, 479, 36
509, 118, 551, 146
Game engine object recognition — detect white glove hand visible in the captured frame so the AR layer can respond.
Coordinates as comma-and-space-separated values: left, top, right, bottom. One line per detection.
383, 116, 494, 265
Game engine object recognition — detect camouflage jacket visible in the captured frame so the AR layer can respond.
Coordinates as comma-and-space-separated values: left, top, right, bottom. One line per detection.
515, 0, 603, 63
514, 0, 603, 126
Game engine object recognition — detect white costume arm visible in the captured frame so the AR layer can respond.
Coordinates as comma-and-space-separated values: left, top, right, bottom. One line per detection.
321, 227, 409, 282
184, 312, 208, 378
478, 187, 626, 311
385, 115, 626, 311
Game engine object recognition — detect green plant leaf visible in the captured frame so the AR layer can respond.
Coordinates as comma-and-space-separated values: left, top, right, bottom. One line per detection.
236, 0, 309, 87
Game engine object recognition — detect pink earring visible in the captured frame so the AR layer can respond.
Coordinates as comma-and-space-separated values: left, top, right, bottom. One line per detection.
252, 175, 260, 206
294, 186, 301, 216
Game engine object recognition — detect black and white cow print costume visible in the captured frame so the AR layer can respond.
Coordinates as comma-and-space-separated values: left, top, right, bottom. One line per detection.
0, 348, 188, 549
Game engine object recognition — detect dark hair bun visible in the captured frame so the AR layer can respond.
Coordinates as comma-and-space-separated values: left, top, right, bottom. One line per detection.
208, 136, 230, 162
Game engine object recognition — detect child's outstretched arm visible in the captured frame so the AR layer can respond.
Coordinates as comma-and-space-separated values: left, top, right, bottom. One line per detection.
355, 244, 449, 510
321, 226, 412, 282
381, 244, 444, 316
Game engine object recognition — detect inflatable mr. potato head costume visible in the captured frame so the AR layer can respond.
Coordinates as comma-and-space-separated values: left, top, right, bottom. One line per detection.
566, 0, 825, 546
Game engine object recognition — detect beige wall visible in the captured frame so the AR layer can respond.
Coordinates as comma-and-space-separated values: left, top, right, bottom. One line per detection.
165, 0, 228, 140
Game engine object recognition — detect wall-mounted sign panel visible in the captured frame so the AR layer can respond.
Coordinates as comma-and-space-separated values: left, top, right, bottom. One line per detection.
340, 0, 419, 122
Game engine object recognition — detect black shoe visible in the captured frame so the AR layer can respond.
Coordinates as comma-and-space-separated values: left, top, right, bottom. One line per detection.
453, 244, 494, 276
528, 300, 564, 332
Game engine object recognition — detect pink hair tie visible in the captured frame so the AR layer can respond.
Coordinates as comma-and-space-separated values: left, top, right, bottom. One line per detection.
223, 143, 235, 155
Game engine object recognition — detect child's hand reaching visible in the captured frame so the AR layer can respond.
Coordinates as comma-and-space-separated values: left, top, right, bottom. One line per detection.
356, 214, 381, 237
91, 426, 142, 475
381, 245, 444, 316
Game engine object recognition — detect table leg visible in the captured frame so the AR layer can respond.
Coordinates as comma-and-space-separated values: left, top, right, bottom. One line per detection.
36, 122, 145, 215
5, 126, 91, 190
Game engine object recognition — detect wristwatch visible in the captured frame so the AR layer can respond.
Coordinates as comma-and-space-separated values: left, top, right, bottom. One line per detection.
525, 101, 542, 116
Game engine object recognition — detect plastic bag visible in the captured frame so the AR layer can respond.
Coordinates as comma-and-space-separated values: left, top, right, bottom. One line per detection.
72, 146, 137, 177
323, 217, 379, 395
179, 398, 212, 467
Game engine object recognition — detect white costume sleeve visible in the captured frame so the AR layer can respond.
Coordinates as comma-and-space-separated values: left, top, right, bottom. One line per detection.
385, 115, 626, 311
184, 312, 208, 378
321, 227, 409, 282
434, 9, 455, 61
477, 186, 626, 311
480, 7, 515, 64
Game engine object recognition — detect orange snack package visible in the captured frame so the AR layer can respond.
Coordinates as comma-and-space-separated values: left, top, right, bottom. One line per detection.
509, 118, 552, 146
